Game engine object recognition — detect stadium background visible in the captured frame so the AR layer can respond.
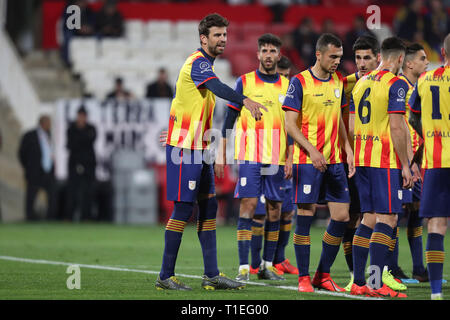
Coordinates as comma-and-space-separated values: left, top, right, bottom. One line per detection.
1, 0, 449, 226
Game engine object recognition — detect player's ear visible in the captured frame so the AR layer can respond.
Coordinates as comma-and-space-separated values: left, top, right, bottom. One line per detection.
200, 34, 208, 46
376, 53, 381, 63
441, 47, 446, 60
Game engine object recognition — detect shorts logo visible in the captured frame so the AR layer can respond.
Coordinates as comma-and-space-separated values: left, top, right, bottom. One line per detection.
188, 180, 196, 191
398, 190, 403, 200
334, 88, 340, 98
303, 184, 311, 195
241, 177, 247, 187
260, 195, 266, 203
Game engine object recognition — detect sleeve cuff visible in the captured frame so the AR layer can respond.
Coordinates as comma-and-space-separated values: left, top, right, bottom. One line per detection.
227, 103, 242, 111
282, 106, 300, 113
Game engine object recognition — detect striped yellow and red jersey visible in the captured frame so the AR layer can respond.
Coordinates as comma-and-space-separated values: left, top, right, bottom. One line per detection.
409, 66, 450, 169
228, 70, 289, 165
349, 69, 409, 168
282, 68, 346, 165
166, 49, 217, 150
341, 72, 361, 163
398, 74, 422, 153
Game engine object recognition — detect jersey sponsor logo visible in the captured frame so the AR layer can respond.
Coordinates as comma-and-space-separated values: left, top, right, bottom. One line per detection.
426, 130, 450, 138
188, 180, 196, 190
199, 61, 212, 74
240, 177, 247, 187
286, 83, 295, 98
353, 134, 380, 142
303, 184, 311, 195
398, 87, 406, 99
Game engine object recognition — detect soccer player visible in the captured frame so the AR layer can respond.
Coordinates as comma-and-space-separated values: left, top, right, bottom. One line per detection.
341, 35, 381, 291
250, 56, 298, 276
156, 13, 267, 291
348, 37, 414, 298
391, 43, 429, 282
283, 33, 355, 293
216, 34, 290, 282
408, 33, 450, 300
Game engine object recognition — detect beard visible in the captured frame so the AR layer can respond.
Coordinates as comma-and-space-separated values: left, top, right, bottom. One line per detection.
261, 60, 276, 73
208, 43, 225, 56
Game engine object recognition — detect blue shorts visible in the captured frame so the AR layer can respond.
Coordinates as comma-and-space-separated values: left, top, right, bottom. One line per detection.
255, 179, 294, 215
419, 168, 450, 218
354, 167, 403, 214
292, 163, 350, 204
344, 163, 361, 214
166, 145, 215, 202
234, 162, 285, 202
402, 181, 422, 204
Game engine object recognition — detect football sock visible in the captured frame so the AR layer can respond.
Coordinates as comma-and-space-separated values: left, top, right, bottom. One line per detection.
342, 227, 357, 272
426, 233, 445, 295
250, 219, 264, 269
274, 218, 292, 264
262, 219, 280, 264
407, 209, 425, 274
369, 223, 393, 289
352, 223, 373, 286
197, 197, 219, 278
293, 215, 313, 277
317, 219, 347, 273
388, 226, 400, 272
159, 201, 194, 280
237, 217, 252, 266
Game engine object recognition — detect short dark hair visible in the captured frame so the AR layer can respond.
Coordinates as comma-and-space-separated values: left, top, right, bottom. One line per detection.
405, 43, 425, 57
77, 105, 87, 115
316, 33, 342, 52
277, 56, 291, 69
380, 36, 406, 58
352, 35, 380, 55
257, 33, 282, 50
198, 13, 229, 38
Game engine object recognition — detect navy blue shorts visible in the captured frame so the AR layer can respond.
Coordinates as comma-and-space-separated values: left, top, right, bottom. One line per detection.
419, 168, 450, 218
166, 145, 215, 202
234, 161, 285, 202
344, 163, 361, 214
255, 179, 294, 215
354, 167, 403, 214
292, 163, 350, 204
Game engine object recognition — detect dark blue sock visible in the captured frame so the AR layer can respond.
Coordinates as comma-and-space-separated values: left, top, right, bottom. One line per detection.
407, 210, 425, 274
237, 217, 252, 266
342, 227, 356, 272
293, 215, 313, 277
197, 197, 219, 278
159, 201, 194, 280
274, 219, 292, 264
369, 223, 393, 289
353, 223, 373, 286
262, 219, 280, 263
317, 219, 348, 273
426, 233, 445, 295
250, 219, 264, 269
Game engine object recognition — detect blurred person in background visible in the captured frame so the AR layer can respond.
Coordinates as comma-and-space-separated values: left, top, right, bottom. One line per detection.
95, 0, 124, 38
424, 0, 450, 54
394, 0, 425, 42
106, 77, 132, 100
65, 106, 97, 222
291, 17, 319, 68
18, 115, 57, 221
280, 34, 304, 75
343, 15, 377, 64
146, 68, 174, 98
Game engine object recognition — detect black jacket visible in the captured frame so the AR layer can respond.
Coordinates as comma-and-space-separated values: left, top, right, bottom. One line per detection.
67, 122, 97, 179
18, 129, 54, 184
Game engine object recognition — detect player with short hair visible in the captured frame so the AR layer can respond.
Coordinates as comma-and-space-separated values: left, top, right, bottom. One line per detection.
349, 36, 415, 298
408, 33, 450, 300
216, 33, 291, 282
390, 43, 429, 282
250, 56, 298, 277
341, 35, 381, 291
283, 33, 355, 293
156, 13, 267, 291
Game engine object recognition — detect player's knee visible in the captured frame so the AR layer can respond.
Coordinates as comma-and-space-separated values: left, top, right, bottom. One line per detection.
240, 198, 258, 218
281, 210, 295, 221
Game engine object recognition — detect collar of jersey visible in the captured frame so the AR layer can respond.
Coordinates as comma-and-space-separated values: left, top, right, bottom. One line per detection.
255, 69, 280, 84
399, 73, 414, 87
198, 48, 215, 64
308, 68, 331, 82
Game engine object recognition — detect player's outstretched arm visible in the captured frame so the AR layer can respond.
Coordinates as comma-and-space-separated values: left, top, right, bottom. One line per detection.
285, 110, 327, 172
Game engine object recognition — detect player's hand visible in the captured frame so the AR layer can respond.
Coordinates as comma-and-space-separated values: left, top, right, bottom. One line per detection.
310, 148, 327, 172
214, 163, 225, 179
159, 130, 168, 146
243, 98, 268, 121
345, 148, 356, 178
411, 162, 421, 183
284, 158, 293, 179
401, 165, 414, 189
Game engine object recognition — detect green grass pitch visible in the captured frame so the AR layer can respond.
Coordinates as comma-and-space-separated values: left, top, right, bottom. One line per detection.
0, 222, 447, 300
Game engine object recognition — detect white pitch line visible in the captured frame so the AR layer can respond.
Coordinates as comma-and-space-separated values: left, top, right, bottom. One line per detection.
0, 255, 383, 300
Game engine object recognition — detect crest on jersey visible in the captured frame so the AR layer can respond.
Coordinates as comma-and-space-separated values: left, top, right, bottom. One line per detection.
241, 177, 247, 187
188, 180, 196, 191
398, 190, 403, 200
303, 184, 311, 195
334, 88, 340, 98
199, 61, 212, 73
398, 87, 406, 99
279, 94, 286, 103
